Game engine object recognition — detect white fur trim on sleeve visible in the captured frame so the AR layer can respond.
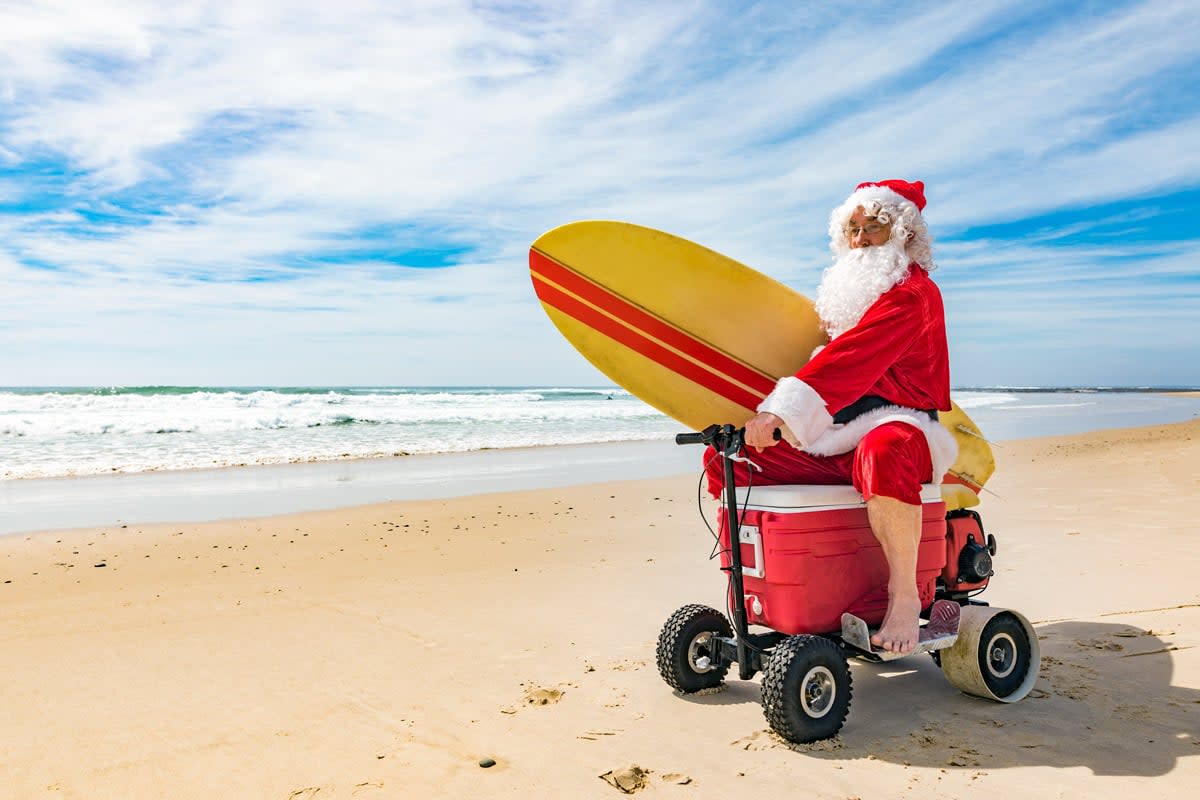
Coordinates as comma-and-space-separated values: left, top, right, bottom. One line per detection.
756, 377, 833, 448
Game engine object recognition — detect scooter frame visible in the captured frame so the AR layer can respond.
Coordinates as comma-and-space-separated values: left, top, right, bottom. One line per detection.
663, 423, 1041, 742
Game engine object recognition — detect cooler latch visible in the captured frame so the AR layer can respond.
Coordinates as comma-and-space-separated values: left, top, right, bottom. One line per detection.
738, 524, 764, 579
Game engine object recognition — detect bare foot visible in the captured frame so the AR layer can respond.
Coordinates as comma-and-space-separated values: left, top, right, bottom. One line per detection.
870, 593, 922, 655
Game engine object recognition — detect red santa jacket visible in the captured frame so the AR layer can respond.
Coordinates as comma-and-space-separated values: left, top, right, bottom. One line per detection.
800, 264, 950, 414
758, 264, 958, 479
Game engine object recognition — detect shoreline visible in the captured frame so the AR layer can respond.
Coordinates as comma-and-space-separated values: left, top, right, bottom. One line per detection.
0, 439, 687, 483
5, 411, 1200, 537
2, 417, 1197, 798
0, 438, 699, 537
6, 389, 1199, 484
0, 432, 680, 483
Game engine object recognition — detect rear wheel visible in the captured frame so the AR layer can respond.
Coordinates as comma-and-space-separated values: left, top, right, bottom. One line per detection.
975, 612, 1033, 697
656, 605, 733, 693
940, 607, 1040, 702
761, 635, 852, 743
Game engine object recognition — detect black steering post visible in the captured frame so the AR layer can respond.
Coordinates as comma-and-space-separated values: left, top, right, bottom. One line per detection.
716, 424, 756, 679
676, 423, 755, 679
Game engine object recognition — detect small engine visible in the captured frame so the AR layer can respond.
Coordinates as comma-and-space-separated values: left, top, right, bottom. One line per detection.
943, 509, 997, 591
957, 532, 995, 583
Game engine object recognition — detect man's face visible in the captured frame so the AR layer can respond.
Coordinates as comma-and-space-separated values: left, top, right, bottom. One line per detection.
845, 206, 892, 249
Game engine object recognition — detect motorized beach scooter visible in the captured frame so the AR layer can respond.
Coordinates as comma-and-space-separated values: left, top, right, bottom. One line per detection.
658, 423, 1041, 743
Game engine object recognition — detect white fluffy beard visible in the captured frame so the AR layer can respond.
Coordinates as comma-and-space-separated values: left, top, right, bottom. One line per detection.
814, 241, 911, 339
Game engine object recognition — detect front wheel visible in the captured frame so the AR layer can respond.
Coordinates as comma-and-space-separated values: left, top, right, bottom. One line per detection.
761, 635, 852, 743
656, 604, 733, 693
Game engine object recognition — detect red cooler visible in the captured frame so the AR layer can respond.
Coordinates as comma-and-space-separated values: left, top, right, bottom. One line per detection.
718, 484, 948, 635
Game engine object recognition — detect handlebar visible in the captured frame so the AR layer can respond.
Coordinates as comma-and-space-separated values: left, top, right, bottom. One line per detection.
674, 424, 781, 448
674, 430, 712, 446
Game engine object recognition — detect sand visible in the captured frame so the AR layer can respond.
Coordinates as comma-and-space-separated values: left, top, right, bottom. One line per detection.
2, 420, 1198, 799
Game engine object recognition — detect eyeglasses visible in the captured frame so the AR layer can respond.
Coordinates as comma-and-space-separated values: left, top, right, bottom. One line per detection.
844, 222, 889, 238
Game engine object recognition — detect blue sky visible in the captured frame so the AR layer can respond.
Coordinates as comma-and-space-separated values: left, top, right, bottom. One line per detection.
1, 0, 1198, 388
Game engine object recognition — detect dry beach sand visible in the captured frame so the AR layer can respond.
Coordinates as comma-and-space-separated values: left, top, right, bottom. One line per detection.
2, 419, 1199, 798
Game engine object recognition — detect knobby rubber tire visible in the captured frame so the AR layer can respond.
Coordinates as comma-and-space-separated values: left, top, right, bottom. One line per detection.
656, 604, 733, 693
761, 634, 852, 743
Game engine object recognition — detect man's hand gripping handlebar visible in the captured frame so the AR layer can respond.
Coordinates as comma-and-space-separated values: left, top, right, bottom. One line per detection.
675, 423, 781, 453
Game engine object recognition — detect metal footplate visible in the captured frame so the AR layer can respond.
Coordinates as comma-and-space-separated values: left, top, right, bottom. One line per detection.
840, 599, 961, 662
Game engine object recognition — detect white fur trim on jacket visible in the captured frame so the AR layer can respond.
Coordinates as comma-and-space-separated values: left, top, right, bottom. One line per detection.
804, 405, 959, 485
756, 377, 959, 486
756, 377, 834, 448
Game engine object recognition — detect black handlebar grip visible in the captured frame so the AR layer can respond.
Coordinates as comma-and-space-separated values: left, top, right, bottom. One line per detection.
675, 431, 707, 446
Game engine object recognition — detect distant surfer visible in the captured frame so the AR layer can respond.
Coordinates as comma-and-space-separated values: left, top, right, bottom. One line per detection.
705, 179, 956, 656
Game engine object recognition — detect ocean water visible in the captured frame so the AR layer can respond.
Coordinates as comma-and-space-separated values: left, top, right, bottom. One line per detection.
0, 386, 674, 480
2, 385, 1199, 482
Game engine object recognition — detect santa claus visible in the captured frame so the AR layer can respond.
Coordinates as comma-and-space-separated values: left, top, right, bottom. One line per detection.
705, 179, 957, 656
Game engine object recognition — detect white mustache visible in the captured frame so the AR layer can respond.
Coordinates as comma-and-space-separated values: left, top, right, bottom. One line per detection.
815, 242, 911, 338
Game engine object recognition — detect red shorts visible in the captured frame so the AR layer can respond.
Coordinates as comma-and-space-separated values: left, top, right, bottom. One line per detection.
704, 421, 933, 506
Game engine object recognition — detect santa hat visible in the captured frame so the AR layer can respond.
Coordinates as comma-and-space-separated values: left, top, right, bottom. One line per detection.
851, 179, 926, 213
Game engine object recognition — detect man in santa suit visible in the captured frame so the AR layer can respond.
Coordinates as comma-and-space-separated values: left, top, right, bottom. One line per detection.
705, 179, 957, 656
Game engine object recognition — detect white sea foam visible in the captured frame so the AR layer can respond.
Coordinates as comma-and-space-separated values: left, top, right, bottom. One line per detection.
952, 392, 1021, 410
0, 388, 647, 439
996, 402, 1094, 410
2, 387, 1197, 480
0, 387, 677, 479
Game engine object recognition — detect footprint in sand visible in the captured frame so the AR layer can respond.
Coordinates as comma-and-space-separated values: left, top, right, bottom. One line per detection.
598, 765, 693, 793
501, 683, 567, 713
524, 686, 564, 706
599, 765, 649, 794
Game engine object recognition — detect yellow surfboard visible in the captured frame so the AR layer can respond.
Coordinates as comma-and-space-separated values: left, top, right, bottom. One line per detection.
530, 220, 993, 509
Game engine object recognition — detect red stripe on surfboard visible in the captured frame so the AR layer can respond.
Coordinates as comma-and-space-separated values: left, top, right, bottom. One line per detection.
532, 275, 764, 412
529, 248, 776, 396
942, 473, 982, 493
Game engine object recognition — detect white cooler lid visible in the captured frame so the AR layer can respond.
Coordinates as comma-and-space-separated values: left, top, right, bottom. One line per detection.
733, 483, 942, 510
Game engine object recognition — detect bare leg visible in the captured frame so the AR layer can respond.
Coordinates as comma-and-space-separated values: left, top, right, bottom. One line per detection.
866, 495, 922, 655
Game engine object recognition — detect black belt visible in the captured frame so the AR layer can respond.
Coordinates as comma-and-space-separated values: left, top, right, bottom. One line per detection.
832, 395, 939, 424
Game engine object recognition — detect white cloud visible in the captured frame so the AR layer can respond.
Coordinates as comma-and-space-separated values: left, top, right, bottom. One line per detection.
0, 0, 1198, 386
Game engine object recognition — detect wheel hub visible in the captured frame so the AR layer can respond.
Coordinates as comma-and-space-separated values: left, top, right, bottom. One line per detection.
688, 632, 717, 673
985, 632, 1017, 679
799, 666, 836, 718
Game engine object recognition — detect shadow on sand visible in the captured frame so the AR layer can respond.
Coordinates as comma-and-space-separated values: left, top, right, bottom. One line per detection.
684, 620, 1198, 776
